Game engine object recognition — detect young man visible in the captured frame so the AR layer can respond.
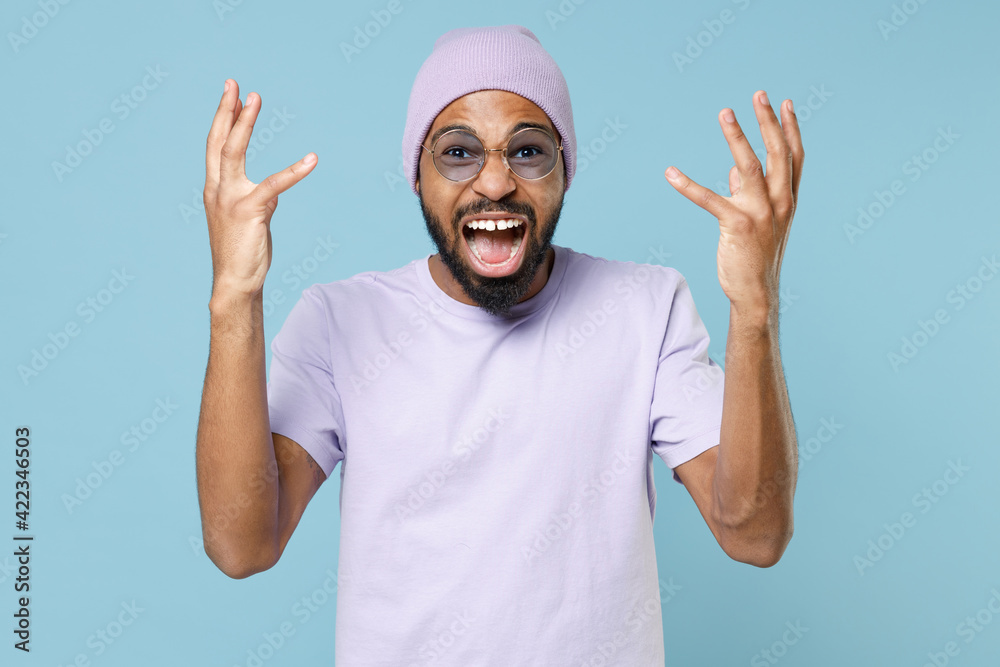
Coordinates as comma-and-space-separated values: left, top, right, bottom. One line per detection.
196, 24, 802, 665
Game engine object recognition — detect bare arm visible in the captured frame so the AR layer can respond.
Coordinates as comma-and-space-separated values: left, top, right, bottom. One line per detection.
194, 79, 321, 578
675, 310, 797, 568
713, 311, 796, 565
196, 290, 278, 578
196, 292, 327, 578
666, 90, 804, 566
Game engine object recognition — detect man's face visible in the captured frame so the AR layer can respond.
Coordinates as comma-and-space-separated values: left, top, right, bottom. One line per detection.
417, 90, 565, 317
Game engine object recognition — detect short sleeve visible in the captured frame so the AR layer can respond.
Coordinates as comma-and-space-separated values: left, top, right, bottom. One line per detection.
649, 275, 725, 484
266, 286, 346, 478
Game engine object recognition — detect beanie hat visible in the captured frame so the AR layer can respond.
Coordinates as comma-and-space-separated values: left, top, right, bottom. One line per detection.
402, 24, 576, 197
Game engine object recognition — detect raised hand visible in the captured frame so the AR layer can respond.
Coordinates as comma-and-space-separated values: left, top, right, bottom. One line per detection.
664, 90, 803, 324
204, 79, 318, 300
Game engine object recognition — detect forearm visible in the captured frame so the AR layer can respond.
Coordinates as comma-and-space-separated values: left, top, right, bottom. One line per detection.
712, 303, 797, 565
195, 289, 280, 578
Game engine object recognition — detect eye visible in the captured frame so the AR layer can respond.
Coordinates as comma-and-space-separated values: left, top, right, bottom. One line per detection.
444, 147, 472, 159
511, 146, 543, 159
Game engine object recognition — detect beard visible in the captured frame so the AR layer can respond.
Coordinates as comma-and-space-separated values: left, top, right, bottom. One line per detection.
419, 192, 563, 318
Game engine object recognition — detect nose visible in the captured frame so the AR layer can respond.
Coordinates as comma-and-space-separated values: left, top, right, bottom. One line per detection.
470, 149, 516, 201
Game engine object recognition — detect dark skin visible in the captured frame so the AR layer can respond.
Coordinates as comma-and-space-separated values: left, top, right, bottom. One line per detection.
667, 91, 803, 567
198, 77, 799, 575
419, 89, 803, 568
416, 90, 565, 313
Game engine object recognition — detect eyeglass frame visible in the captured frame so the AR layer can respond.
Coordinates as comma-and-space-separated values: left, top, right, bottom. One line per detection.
420, 126, 565, 183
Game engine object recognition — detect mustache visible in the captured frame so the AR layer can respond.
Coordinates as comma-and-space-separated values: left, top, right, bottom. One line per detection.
453, 199, 535, 225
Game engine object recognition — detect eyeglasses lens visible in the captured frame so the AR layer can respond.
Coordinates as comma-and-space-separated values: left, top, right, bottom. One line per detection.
433, 129, 558, 181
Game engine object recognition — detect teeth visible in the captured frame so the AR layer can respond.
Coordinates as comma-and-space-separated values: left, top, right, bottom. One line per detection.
464, 218, 523, 230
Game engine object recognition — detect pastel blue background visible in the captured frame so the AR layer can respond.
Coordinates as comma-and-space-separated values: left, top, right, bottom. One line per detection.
2, 0, 997, 665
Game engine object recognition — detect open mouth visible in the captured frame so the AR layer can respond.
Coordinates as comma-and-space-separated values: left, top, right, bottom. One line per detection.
460, 217, 528, 277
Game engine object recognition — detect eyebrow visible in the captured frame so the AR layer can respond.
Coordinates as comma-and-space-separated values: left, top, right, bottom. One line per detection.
429, 120, 555, 147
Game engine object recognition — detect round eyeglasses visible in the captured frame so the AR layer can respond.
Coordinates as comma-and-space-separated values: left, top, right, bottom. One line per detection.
421, 127, 563, 182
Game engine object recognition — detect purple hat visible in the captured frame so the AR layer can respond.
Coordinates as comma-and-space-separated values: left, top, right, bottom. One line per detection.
402, 24, 576, 196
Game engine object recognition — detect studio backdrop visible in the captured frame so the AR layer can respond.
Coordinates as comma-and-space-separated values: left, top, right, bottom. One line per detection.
2, 0, 997, 665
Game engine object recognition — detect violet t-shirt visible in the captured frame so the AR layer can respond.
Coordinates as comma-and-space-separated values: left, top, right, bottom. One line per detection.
266, 243, 725, 666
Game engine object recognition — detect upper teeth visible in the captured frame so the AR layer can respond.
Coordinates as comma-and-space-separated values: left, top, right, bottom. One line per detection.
465, 219, 523, 231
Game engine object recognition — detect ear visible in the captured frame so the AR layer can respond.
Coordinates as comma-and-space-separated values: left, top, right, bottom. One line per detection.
415, 177, 420, 194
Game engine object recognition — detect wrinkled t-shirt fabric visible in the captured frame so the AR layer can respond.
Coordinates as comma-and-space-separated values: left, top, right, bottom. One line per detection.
266, 244, 725, 666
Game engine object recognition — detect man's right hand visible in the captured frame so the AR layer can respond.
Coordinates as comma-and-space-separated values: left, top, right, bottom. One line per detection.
204, 79, 317, 300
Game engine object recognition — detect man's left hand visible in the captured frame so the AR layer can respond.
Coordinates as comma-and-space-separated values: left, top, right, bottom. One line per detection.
664, 90, 804, 323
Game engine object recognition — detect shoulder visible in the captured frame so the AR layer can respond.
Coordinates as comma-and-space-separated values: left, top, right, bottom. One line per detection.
557, 245, 686, 300
300, 257, 425, 313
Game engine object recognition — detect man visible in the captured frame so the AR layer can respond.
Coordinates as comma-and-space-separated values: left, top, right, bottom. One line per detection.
196, 24, 801, 665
